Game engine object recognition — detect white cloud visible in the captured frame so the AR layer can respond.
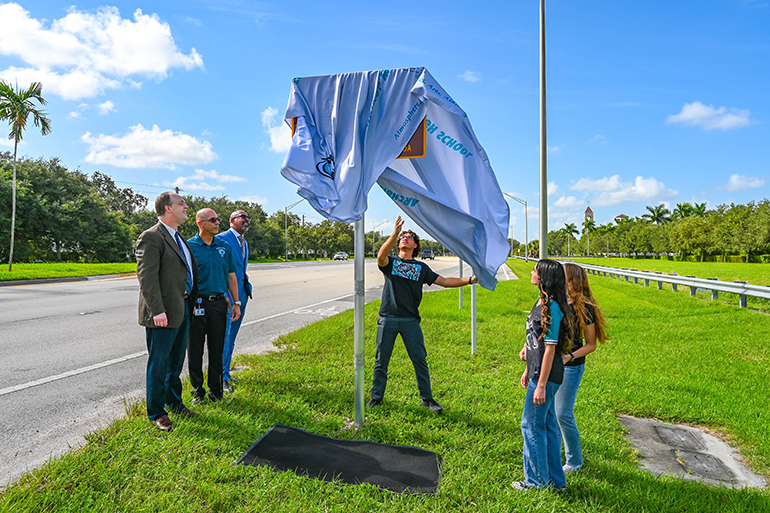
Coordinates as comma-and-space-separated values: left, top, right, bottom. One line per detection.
239, 194, 268, 205
548, 145, 563, 154
81, 124, 217, 169
0, 137, 13, 148
571, 175, 625, 193
0, 3, 203, 100
97, 100, 115, 115
458, 70, 480, 83
720, 173, 765, 191
666, 101, 752, 130
547, 181, 560, 196
574, 175, 678, 207
164, 168, 245, 192
188, 168, 246, 183
587, 134, 607, 145
261, 106, 292, 153
554, 195, 584, 209
67, 111, 82, 119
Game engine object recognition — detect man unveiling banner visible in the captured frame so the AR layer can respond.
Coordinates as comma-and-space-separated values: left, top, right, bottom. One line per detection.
281, 67, 510, 290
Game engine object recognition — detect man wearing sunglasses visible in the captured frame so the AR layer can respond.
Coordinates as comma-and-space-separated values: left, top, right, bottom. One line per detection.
216, 210, 253, 393
187, 208, 241, 404
368, 216, 477, 414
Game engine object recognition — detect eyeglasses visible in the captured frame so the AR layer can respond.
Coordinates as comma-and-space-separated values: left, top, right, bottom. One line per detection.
400, 235, 414, 241
234, 214, 251, 221
203, 217, 221, 224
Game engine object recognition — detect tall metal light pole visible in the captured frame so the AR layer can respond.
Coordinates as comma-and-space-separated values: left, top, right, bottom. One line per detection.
284, 198, 305, 262
505, 193, 528, 261
539, 0, 548, 259
371, 221, 386, 257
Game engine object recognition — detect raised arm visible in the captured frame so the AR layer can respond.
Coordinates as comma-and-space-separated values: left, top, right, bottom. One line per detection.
377, 216, 404, 267
434, 274, 477, 288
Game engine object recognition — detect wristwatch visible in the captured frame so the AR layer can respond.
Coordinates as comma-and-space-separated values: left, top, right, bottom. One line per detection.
235, 301, 241, 306
569, 352, 575, 363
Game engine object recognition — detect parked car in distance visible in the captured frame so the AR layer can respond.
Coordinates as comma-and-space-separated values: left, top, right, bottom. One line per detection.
421, 250, 434, 260
333, 252, 349, 260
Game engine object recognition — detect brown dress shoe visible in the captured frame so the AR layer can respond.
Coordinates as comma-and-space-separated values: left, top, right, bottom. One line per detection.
176, 407, 197, 418
152, 414, 173, 432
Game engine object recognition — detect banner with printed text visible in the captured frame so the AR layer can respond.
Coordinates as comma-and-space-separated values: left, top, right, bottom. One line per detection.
281, 67, 510, 289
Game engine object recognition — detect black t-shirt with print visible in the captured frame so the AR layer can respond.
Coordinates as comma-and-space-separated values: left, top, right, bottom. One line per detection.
566, 303, 595, 367
378, 255, 439, 321
525, 300, 565, 385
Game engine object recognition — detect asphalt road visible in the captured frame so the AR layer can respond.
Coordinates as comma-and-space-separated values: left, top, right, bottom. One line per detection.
0, 256, 486, 487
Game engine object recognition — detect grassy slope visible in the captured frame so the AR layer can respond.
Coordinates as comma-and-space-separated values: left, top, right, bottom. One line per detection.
0, 263, 138, 281
1, 259, 768, 512
568, 257, 770, 286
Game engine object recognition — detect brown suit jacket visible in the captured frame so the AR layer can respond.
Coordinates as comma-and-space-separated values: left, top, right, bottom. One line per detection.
136, 222, 198, 329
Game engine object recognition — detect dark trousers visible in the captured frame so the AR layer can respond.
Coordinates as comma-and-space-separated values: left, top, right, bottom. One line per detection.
188, 296, 227, 399
371, 316, 433, 402
145, 301, 190, 420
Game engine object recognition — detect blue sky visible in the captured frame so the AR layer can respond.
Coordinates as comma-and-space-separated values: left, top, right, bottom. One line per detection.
1, 0, 768, 243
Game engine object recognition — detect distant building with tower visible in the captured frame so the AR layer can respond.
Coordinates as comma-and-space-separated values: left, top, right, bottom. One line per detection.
584, 206, 594, 222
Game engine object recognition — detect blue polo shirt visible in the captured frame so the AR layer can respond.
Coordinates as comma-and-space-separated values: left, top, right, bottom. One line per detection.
188, 234, 237, 296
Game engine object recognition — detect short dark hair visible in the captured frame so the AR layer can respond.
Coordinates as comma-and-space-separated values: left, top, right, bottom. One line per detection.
155, 192, 175, 217
399, 230, 421, 258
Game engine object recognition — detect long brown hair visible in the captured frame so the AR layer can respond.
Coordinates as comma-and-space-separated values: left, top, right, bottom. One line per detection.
535, 259, 574, 354
564, 263, 609, 344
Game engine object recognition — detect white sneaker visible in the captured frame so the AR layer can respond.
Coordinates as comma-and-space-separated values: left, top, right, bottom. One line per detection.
562, 464, 582, 474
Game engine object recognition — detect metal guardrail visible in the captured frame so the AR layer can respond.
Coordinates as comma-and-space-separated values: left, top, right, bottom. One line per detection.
511, 256, 770, 308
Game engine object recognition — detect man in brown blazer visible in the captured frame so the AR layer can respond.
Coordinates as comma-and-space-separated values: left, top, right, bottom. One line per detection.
136, 192, 199, 432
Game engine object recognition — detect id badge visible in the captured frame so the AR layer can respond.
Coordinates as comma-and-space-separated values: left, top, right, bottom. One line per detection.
194, 298, 205, 316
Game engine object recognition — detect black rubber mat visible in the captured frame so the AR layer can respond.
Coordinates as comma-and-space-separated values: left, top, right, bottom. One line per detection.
237, 423, 442, 494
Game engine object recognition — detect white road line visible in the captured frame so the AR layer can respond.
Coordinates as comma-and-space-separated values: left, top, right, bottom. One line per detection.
1, 292, 370, 396
0, 351, 148, 397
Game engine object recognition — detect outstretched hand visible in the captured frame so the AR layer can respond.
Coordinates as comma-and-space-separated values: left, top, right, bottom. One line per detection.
393, 216, 404, 236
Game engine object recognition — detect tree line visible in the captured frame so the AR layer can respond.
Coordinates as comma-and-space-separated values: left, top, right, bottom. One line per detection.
0, 153, 448, 264
521, 201, 770, 263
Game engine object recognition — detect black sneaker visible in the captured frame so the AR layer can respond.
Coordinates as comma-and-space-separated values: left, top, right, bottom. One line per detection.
229, 377, 240, 385
366, 398, 382, 407
420, 399, 443, 413
223, 380, 234, 393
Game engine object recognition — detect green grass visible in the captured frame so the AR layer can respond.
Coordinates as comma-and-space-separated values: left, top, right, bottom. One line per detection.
0, 262, 138, 282
568, 257, 770, 286
566, 257, 770, 312
1, 258, 768, 512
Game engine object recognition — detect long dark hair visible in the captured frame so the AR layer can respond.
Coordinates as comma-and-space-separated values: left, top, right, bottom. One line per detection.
564, 263, 609, 344
535, 259, 574, 353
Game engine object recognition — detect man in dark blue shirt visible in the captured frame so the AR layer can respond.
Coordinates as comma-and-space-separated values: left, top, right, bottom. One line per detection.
187, 208, 241, 403
368, 216, 478, 413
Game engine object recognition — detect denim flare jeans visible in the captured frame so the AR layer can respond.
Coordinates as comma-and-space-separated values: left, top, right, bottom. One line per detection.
521, 379, 566, 488
554, 363, 585, 468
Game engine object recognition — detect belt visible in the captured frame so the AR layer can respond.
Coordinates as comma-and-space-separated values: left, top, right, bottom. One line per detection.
198, 294, 225, 302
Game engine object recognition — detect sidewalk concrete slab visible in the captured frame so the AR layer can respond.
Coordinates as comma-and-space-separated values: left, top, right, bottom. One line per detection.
619, 414, 766, 489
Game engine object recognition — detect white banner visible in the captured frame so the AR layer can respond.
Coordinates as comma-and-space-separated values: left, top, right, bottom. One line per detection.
281, 67, 509, 289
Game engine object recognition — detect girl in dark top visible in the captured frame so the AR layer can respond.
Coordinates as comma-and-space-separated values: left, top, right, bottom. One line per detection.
513, 259, 574, 491
555, 263, 609, 473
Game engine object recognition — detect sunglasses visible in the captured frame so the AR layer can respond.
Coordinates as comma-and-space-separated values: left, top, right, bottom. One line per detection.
235, 214, 252, 221
400, 235, 414, 241
203, 217, 221, 224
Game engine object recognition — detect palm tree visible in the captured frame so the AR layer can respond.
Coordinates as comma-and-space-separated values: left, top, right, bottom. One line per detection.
598, 223, 616, 256
582, 218, 596, 256
0, 80, 51, 271
693, 202, 707, 216
672, 202, 694, 220
642, 204, 671, 225
563, 223, 578, 256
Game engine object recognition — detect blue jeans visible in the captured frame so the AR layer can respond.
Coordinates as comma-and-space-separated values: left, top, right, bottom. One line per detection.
371, 316, 433, 401
145, 302, 190, 420
555, 364, 585, 468
223, 296, 247, 381
521, 380, 566, 488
